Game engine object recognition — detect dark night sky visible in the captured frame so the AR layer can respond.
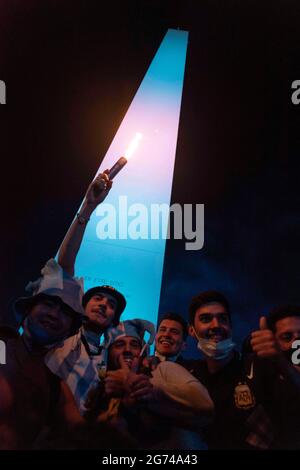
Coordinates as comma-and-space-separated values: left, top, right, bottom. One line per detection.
1, 0, 300, 354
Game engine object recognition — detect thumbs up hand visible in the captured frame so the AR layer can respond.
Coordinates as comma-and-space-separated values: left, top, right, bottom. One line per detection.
259, 316, 268, 331
250, 316, 280, 358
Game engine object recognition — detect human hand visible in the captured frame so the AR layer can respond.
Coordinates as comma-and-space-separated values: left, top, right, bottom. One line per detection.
104, 355, 139, 398
85, 170, 112, 208
104, 368, 128, 398
141, 356, 160, 373
250, 316, 280, 358
127, 373, 154, 403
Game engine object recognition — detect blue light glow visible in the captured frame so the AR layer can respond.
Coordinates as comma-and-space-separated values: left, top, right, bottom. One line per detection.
69, 29, 188, 326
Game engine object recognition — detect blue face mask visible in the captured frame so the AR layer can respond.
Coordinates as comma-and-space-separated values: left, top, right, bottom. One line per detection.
197, 337, 235, 360
22, 316, 65, 349
191, 327, 235, 360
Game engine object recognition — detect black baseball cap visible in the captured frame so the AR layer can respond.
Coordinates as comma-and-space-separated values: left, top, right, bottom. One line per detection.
82, 285, 126, 325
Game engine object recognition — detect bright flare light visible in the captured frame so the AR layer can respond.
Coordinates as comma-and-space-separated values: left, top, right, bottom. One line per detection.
67, 29, 189, 326
124, 132, 143, 160
108, 133, 143, 180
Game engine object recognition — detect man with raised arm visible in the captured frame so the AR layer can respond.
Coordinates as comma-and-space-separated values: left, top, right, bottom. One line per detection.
45, 173, 127, 415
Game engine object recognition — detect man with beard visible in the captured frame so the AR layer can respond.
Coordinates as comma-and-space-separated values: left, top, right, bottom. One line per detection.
0, 259, 84, 449
45, 172, 127, 415
87, 319, 214, 450
185, 291, 300, 450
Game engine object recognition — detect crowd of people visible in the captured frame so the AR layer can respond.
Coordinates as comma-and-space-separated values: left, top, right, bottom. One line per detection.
1, 172, 299, 450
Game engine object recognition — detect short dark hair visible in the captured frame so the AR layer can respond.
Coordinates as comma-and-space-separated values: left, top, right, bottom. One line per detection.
189, 290, 231, 326
158, 312, 188, 340
267, 304, 300, 332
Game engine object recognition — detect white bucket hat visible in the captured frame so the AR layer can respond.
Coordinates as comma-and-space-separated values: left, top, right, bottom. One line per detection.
14, 258, 84, 333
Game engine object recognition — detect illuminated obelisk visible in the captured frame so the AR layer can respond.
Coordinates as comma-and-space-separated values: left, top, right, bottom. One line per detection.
73, 29, 188, 325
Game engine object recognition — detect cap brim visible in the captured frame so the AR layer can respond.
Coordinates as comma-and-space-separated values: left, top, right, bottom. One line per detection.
82, 286, 126, 315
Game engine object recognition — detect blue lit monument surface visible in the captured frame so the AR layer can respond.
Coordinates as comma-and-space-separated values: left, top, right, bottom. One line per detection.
72, 29, 189, 325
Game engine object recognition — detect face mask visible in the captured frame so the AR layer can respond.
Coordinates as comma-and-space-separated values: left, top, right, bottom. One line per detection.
197, 337, 235, 360
22, 316, 65, 351
192, 327, 235, 360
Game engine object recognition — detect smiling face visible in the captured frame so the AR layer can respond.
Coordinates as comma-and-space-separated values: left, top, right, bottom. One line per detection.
27, 297, 74, 344
155, 319, 185, 357
190, 302, 232, 342
108, 336, 142, 370
84, 293, 118, 332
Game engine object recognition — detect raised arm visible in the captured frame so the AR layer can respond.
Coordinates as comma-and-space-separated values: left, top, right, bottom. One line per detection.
58, 171, 112, 276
